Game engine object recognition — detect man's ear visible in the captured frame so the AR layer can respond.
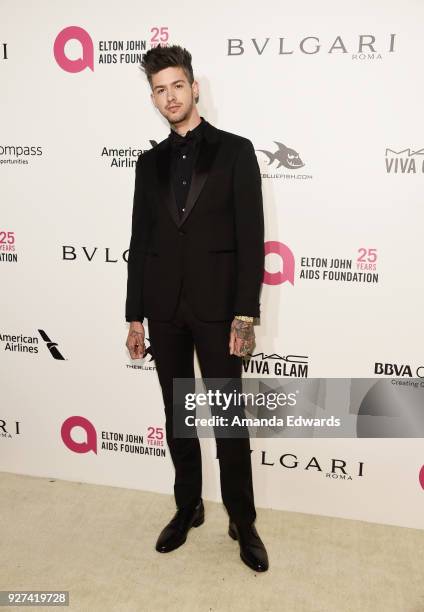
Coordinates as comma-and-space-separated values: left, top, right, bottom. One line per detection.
150, 92, 156, 108
193, 79, 199, 103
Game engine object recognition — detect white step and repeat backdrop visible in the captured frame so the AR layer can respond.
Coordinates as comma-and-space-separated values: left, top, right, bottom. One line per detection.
1, 0, 424, 529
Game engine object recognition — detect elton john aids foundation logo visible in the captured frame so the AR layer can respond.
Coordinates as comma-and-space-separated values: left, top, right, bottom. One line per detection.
54, 26, 94, 73
61, 416, 97, 454
264, 241, 295, 285
420, 465, 424, 490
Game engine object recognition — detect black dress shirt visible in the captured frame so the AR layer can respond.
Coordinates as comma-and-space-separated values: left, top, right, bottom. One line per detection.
168, 117, 206, 219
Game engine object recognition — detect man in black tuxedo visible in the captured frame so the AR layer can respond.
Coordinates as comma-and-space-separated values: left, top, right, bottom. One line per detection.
125, 45, 268, 572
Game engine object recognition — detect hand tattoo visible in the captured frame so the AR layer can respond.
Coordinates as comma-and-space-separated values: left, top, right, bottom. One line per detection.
231, 318, 255, 357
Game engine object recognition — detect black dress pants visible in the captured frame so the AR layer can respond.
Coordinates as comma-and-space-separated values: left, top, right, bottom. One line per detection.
147, 283, 257, 526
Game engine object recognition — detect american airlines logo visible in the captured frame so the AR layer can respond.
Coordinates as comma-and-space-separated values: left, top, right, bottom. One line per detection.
0, 329, 66, 359
38, 329, 66, 360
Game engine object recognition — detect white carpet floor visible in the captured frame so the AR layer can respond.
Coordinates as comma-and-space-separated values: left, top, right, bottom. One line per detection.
1, 472, 424, 612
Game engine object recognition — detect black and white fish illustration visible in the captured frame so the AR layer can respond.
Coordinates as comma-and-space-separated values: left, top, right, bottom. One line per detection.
257, 141, 304, 169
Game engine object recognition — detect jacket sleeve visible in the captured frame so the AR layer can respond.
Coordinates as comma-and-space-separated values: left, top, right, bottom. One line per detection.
232, 139, 265, 318
125, 153, 152, 323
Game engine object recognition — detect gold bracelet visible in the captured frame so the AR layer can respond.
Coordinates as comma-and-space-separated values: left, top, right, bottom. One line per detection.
235, 315, 254, 322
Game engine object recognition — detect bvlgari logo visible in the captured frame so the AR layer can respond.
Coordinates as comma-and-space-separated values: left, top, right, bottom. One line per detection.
62, 246, 129, 262
253, 450, 365, 480
227, 34, 396, 60
0, 419, 20, 439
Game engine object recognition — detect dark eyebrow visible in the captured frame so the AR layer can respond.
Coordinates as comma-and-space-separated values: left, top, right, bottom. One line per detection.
153, 79, 185, 91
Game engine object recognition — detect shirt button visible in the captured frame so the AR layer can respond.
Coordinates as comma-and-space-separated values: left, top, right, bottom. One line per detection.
182, 208, 185, 211
182, 154, 186, 159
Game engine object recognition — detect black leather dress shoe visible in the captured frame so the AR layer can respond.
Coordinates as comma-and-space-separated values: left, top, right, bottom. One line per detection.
229, 520, 269, 572
155, 499, 204, 553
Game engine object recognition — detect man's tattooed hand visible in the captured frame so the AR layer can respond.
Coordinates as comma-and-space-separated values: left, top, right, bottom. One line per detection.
229, 318, 255, 357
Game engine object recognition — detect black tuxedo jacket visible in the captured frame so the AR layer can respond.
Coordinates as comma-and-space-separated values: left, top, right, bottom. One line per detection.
125, 119, 264, 323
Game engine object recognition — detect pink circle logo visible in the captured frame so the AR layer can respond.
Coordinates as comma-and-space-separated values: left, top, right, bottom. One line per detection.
419, 465, 424, 490
61, 416, 97, 454
263, 241, 295, 285
54, 26, 94, 73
